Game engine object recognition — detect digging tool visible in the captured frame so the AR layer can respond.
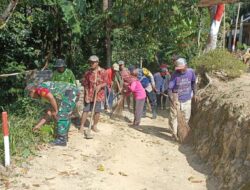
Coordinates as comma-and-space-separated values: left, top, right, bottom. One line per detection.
112, 92, 121, 102
106, 86, 112, 111
84, 90, 97, 139
161, 93, 168, 97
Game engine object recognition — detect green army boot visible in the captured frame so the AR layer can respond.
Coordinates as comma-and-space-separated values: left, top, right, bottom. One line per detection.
50, 135, 67, 146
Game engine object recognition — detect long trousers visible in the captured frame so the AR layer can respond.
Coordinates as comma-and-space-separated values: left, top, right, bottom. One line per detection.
169, 99, 191, 135
57, 89, 78, 136
134, 98, 145, 126
143, 90, 157, 114
156, 91, 168, 109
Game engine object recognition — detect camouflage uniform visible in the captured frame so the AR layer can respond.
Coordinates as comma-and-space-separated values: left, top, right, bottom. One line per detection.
52, 68, 76, 85
38, 81, 79, 136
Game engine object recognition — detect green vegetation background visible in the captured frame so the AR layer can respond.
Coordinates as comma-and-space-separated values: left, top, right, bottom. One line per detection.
0, 1, 249, 162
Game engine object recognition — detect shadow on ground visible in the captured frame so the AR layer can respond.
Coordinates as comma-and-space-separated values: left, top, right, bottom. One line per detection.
130, 124, 177, 144
110, 107, 218, 189
179, 145, 218, 190
157, 108, 170, 118
129, 120, 218, 190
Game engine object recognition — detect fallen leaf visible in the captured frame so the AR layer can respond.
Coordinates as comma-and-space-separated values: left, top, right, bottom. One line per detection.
188, 176, 203, 183
188, 176, 195, 181
191, 180, 203, 183
62, 154, 76, 159
119, 171, 128, 176
58, 171, 70, 176
45, 177, 56, 180
71, 172, 79, 176
21, 168, 29, 175
97, 164, 105, 172
81, 154, 90, 158
32, 184, 40, 187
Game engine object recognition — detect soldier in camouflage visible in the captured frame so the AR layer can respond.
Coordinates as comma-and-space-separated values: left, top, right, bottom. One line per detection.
26, 81, 79, 146
52, 59, 76, 85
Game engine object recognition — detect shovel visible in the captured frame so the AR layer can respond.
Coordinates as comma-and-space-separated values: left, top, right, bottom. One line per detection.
84, 90, 97, 139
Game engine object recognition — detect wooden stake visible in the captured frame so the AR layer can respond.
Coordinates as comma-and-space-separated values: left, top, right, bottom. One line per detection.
2, 112, 10, 166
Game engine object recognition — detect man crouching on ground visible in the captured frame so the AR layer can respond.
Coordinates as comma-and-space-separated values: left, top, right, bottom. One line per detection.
26, 81, 79, 146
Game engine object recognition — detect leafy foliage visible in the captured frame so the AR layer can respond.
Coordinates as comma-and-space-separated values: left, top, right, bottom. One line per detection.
190, 49, 248, 79
2, 0, 247, 104
111, 0, 204, 66
0, 0, 248, 163
0, 98, 54, 161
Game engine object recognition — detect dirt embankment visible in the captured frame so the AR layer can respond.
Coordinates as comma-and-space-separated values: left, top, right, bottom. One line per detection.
190, 74, 250, 190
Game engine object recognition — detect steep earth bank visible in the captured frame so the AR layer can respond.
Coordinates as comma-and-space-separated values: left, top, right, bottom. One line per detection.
190, 74, 250, 190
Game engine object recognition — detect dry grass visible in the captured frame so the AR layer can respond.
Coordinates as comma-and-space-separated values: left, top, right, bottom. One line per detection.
111, 95, 125, 118
177, 107, 190, 143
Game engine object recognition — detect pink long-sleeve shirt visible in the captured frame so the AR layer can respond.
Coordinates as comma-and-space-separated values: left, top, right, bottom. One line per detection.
128, 80, 146, 100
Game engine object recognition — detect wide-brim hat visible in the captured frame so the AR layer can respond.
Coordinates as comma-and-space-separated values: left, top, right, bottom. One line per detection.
54, 59, 66, 67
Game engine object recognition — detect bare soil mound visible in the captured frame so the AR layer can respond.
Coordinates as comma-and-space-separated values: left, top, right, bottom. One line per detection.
191, 73, 250, 190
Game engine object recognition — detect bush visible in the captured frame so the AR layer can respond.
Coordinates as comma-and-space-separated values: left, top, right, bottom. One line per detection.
190, 49, 248, 79
0, 97, 54, 162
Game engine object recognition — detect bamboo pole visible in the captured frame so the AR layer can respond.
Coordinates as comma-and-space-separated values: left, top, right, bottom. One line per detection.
222, 6, 226, 49
239, 15, 244, 44
197, 10, 202, 55
140, 57, 143, 68
0, 0, 19, 29
0, 69, 36, 78
232, 2, 241, 52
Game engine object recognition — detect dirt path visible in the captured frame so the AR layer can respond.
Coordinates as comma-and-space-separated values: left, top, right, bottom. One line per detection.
10, 111, 216, 190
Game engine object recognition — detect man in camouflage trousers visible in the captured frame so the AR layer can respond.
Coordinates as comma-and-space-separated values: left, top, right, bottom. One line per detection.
27, 81, 79, 146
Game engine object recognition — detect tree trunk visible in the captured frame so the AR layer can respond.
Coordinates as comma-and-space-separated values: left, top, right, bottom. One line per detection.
232, 3, 241, 52
57, 8, 62, 57
0, 0, 19, 28
103, 0, 112, 67
103, 0, 108, 11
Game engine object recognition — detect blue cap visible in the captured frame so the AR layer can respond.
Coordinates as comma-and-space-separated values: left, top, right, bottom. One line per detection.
128, 65, 136, 73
